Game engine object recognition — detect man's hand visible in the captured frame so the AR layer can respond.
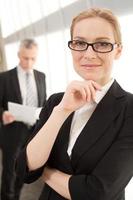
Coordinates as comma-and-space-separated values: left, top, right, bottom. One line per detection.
2, 111, 15, 125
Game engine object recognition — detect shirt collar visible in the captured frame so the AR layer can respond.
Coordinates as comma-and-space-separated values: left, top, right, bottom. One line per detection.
17, 65, 33, 75
95, 78, 114, 104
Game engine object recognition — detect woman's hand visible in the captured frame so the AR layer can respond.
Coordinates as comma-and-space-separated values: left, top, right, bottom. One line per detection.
26, 80, 102, 171
43, 167, 71, 199
58, 80, 101, 112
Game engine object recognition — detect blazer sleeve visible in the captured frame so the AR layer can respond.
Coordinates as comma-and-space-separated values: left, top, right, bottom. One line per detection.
35, 70, 47, 107
40, 72, 47, 106
42, 73, 47, 104
0, 72, 5, 123
15, 93, 63, 183
69, 100, 133, 200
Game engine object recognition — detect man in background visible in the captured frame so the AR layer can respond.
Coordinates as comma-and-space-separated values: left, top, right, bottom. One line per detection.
0, 38, 47, 200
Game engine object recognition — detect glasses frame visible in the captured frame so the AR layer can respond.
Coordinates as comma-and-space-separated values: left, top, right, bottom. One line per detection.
68, 40, 118, 53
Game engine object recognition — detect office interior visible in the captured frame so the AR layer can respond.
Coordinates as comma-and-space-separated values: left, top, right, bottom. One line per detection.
0, 0, 133, 199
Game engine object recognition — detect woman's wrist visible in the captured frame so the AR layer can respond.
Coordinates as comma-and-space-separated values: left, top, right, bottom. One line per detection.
53, 104, 73, 117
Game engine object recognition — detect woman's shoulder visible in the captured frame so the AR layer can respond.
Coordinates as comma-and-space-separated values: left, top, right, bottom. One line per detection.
122, 90, 133, 117
41, 92, 64, 115
47, 92, 64, 105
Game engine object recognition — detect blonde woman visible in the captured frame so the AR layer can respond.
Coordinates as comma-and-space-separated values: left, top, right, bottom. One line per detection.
16, 8, 133, 200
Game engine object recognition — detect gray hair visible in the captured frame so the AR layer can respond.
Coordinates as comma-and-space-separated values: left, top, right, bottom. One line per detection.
19, 38, 38, 49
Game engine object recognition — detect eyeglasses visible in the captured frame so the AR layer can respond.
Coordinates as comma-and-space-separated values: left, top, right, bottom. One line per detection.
68, 40, 118, 53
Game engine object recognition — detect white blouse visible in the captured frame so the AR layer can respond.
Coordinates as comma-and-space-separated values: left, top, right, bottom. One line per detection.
67, 78, 114, 156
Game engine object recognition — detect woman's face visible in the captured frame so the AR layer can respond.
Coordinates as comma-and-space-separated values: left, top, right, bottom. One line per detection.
71, 17, 122, 85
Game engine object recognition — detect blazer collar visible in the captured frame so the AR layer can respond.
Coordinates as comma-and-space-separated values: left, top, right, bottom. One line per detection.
34, 70, 42, 107
70, 80, 126, 167
11, 67, 22, 103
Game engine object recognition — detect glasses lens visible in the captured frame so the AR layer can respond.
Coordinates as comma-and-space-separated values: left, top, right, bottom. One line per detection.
93, 42, 113, 53
69, 40, 87, 51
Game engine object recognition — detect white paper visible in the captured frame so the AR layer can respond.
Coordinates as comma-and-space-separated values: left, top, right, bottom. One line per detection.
8, 102, 42, 126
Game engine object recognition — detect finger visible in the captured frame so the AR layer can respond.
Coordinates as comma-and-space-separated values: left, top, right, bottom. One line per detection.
89, 82, 96, 102
80, 87, 88, 101
91, 81, 102, 91
73, 86, 87, 102
83, 84, 91, 102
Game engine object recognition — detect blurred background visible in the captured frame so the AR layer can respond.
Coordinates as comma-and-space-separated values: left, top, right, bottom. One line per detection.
0, 0, 133, 199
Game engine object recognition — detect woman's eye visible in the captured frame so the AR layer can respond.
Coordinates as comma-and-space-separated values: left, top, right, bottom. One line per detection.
99, 42, 109, 47
75, 41, 86, 46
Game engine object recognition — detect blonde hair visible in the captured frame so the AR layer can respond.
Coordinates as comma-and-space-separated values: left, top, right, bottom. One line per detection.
70, 8, 122, 44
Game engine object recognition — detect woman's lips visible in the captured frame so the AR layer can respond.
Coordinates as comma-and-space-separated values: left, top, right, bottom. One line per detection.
81, 64, 101, 68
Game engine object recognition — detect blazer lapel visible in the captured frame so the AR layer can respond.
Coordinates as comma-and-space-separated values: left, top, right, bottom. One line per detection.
71, 81, 126, 166
51, 113, 74, 173
34, 70, 41, 107
11, 68, 22, 103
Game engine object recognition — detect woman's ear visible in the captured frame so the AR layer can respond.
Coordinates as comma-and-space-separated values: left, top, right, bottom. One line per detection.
115, 45, 123, 60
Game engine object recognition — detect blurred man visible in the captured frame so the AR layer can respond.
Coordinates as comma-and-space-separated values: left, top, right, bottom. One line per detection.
0, 38, 47, 200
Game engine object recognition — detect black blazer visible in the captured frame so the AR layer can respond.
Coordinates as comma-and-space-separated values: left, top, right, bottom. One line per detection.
0, 67, 46, 116
0, 67, 46, 148
16, 80, 133, 200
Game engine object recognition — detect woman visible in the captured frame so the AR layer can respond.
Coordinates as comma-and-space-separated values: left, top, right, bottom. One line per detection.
16, 8, 133, 200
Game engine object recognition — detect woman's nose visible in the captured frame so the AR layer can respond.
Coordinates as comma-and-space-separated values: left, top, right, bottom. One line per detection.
83, 46, 97, 59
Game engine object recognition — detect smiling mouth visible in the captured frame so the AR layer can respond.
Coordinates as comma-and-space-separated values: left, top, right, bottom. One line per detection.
81, 64, 101, 68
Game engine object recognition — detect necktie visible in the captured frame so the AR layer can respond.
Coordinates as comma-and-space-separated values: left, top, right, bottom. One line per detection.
25, 72, 37, 107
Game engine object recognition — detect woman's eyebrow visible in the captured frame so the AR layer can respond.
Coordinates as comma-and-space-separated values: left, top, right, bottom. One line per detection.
73, 36, 111, 41
95, 37, 111, 41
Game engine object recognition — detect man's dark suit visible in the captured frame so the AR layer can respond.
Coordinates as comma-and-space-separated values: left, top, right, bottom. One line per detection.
0, 67, 46, 200
16, 80, 133, 200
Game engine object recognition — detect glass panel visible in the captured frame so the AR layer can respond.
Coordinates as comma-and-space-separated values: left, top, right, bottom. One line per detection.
0, 0, 16, 37
60, 0, 78, 7
64, 29, 81, 81
39, 0, 60, 16
35, 35, 52, 97
17, 0, 32, 27
26, 0, 42, 23
5, 42, 19, 69
46, 31, 67, 95
112, 14, 133, 93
